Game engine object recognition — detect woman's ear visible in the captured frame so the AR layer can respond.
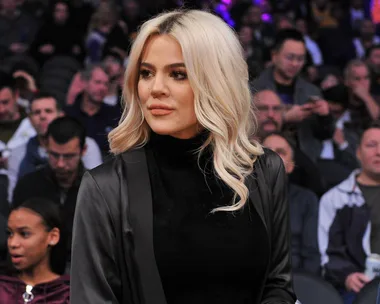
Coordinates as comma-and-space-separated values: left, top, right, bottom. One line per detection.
48, 228, 60, 247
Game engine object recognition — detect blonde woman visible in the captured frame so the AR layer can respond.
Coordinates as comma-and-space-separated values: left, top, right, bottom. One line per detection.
71, 9, 296, 304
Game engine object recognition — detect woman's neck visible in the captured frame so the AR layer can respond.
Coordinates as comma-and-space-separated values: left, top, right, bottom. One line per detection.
18, 261, 59, 286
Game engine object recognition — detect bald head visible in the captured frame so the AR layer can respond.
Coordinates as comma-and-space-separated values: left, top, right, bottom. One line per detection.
254, 90, 284, 138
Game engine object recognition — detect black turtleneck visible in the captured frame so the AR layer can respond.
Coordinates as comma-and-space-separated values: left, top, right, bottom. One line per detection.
145, 132, 269, 304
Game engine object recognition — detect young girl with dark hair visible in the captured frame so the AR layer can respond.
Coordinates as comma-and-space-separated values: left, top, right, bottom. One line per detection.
0, 197, 70, 303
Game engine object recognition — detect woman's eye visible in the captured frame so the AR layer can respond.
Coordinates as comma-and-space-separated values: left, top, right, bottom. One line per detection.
171, 71, 187, 80
139, 69, 153, 79
21, 231, 30, 238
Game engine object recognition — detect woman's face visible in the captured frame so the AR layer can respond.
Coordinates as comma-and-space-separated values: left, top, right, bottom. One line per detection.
7, 208, 59, 272
54, 3, 69, 24
138, 34, 198, 139
263, 134, 294, 174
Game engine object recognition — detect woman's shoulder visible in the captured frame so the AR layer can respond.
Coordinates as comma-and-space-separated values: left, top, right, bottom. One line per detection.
256, 147, 284, 172
85, 148, 145, 184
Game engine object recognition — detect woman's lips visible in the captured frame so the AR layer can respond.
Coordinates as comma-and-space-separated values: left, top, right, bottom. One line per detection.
150, 108, 173, 116
11, 255, 24, 264
148, 104, 174, 116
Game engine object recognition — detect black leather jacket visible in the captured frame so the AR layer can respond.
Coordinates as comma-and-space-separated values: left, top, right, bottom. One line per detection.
70, 147, 296, 304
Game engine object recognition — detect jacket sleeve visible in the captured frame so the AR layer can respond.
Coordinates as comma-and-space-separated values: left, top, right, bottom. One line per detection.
300, 191, 321, 275
261, 152, 297, 304
70, 171, 122, 304
318, 192, 362, 288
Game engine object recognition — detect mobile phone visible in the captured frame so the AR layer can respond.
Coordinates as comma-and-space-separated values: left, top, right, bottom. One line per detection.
308, 96, 320, 103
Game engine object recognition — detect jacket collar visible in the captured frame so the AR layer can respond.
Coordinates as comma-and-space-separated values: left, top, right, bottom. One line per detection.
336, 169, 362, 194
259, 66, 306, 102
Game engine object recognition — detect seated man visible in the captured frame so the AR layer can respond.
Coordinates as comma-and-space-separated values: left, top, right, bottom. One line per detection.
254, 89, 325, 196
0, 72, 36, 204
7, 93, 102, 201
344, 59, 380, 132
319, 121, 380, 304
318, 84, 360, 189
263, 132, 320, 275
65, 64, 121, 157
12, 116, 87, 265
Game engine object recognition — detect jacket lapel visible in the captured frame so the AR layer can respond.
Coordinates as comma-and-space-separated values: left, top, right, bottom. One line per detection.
122, 149, 167, 304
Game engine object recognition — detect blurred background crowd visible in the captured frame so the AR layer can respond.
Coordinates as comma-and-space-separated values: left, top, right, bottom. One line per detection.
1, 0, 380, 303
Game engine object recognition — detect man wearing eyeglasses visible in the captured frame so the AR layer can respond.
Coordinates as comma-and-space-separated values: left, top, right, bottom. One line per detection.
12, 116, 87, 272
253, 28, 335, 164
254, 89, 325, 196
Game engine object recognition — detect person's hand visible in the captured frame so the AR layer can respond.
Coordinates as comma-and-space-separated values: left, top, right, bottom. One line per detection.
311, 99, 330, 116
66, 72, 85, 105
284, 104, 313, 123
9, 42, 27, 53
0, 157, 8, 170
13, 70, 37, 92
333, 128, 346, 146
353, 86, 371, 102
345, 273, 370, 293
39, 44, 55, 54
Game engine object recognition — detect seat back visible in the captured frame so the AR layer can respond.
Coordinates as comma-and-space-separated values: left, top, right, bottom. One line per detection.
353, 278, 380, 304
293, 272, 343, 304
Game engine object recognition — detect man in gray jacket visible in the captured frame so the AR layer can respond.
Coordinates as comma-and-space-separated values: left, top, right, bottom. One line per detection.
253, 29, 335, 162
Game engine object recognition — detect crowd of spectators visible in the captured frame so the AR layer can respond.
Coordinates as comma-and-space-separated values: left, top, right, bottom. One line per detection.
0, 0, 380, 303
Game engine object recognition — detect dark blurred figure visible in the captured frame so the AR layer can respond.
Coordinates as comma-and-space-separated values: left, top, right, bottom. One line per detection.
349, 0, 367, 35
353, 19, 380, 59
120, 0, 147, 40
263, 132, 320, 275
30, 0, 84, 66
365, 45, 380, 97
0, 0, 39, 57
317, 2, 356, 70
238, 25, 264, 81
344, 59, 380, 131
86, 2, 129, 64
295, 17, 323, 67
318, 85, 359, 190
18, 0, 47, 20
310, 0, 338, 28
274, 14, 294, 32
69, 0, 94, 40
243, 5, 276, 51
102, 50, 123, 108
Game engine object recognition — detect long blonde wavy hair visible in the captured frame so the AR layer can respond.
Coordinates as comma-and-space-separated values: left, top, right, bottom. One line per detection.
109, 9, 263, 212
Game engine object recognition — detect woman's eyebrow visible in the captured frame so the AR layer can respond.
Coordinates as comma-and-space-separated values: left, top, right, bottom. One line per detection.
140, 62, 186, 69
